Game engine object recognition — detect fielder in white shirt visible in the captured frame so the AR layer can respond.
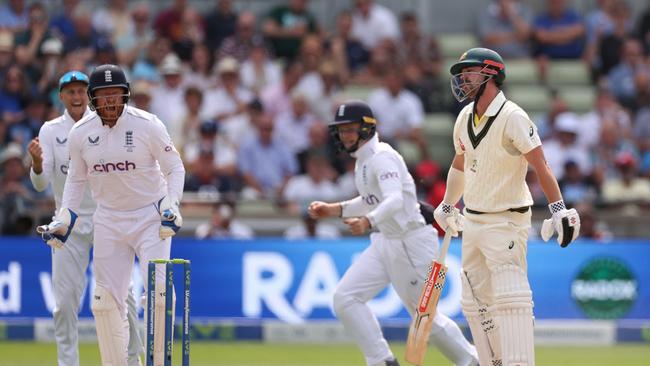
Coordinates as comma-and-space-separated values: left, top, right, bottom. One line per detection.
435, 48, 581, 366
28, 71, 142, 366
37, 65, 185, 366
309, 101, 478, 366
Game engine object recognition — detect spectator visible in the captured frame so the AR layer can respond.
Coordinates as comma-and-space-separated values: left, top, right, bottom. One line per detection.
533, 87, 569, 140
149, 53, 187, 131
585, 0, 633, 78
0, 65, 29, 129
92, 0, 131, 45
49, 0, 80, 42
294, 34, 327, 105
172, 7, 204, 61
399, 12, 442, 70
308, 61, 344, 122
195, 202, 254, 240
282, 152, 337, 214
403, 60, 450, 114
350, 42, 395, 86
262, 0, 319, 61
204, 0, 238, 54
0, 143, 35, 235
273, 92, 319, 156
542, 112, 591, 180
367, 68, 428, 158
329, 10, 369, 84
638, 3, 650, 54
115, 1, 153, 67
129, 80, 152, 111
8, 93, 48, 152
296, 122, 340, 174
240, 39, 282, 95
130, 36, 171, 83
184, 120, 238, 195
14, 2, 51, 68
284, 213, 341, 240
479, 0, 533, 59
602, 152, 650, 205
580, 86, 631, 150
238, 113, 297, 199
218, 10, 264, 63
0, 0, 28, 33
592, 119, 639, 181
0, 31, 14, 82
184, 43, 217, 91
351, 0, 400, 52
558, 160, 598, 205
175, 85, 203, 153
575, 202, 612, 241
36, 37, 64, 94
64, 5, 102, 66
261, 61, 304, 117
201, 56, 254, 146
153, 0, 188, 44
532, 0, 585, 80
608, 38, 650, 110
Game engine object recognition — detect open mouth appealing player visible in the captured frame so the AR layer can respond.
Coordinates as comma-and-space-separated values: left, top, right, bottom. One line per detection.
37, 64, 185, 366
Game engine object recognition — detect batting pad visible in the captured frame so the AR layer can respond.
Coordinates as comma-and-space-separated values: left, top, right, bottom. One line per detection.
91, 286, 128, 366
489, 264, 534, 366
461, 271, 502, 366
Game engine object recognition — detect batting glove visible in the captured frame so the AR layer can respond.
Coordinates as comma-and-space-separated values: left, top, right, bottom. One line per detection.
540, 200, 580, 247
157, 196, 182, 239
433, 203, 465, 237
36, 208, 78, 249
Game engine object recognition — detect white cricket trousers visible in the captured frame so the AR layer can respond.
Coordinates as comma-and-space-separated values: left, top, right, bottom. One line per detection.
93, 203, 171, 319
333, 225, 478, 366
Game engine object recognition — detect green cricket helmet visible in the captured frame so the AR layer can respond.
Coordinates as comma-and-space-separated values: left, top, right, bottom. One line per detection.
449, 47, 506, 102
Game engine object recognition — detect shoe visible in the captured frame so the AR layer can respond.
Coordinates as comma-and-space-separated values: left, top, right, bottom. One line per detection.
385, 358, 400, 366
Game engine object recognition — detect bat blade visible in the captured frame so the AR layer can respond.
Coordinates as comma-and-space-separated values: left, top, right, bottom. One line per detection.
405, 232, 452, 366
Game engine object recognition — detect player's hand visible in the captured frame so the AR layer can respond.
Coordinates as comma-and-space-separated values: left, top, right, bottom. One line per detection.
36, 208, 78, 249
344, 217, 370, 235
157, 196, 182, 239
540, 200, 580, 247
433, 203, 464, 237
28, 138, 43, 171
308, 201, 337, 219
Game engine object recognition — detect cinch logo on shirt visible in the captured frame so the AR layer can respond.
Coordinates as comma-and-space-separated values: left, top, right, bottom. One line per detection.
379, 171, 398, 181
92, 160, 136, 173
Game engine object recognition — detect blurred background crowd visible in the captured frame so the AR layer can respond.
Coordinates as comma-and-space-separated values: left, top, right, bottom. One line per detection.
0, 0, 649, 240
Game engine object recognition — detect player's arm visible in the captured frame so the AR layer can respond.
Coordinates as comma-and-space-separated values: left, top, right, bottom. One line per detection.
29, 126, 54, 191
150, 117, 185, 204
307, 196, 366, 220
508, 112, 580, 247
150, 117, 186, 238
41, 130, 86, 248
364, 154, 404, 227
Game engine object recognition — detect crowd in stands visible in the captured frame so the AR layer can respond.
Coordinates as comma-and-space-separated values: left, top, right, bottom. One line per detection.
0, 0, 649, 240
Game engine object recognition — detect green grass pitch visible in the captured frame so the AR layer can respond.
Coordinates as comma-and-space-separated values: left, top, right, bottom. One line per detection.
0, 341, 648, 365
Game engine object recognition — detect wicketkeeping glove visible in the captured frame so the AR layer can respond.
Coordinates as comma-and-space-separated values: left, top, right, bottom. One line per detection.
157, 196, 182, 239
540, 200, 580, 247
36, 208, 78, 249
433, 203, 465, 237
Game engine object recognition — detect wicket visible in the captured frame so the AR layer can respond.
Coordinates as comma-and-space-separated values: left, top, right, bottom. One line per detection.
147, 258, 191, 366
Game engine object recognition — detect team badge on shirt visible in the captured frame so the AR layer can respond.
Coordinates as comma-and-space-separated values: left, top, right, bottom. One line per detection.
88, 135, 100, 146
124, 130, 135, 152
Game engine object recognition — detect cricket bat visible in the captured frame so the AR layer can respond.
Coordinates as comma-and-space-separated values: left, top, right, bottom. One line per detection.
405, 230, 453, 366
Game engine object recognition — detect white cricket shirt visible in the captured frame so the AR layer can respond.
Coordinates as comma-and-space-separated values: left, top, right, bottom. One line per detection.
30, 108, 96, 216
62, 106, 185, 211
341, 134, 425, 237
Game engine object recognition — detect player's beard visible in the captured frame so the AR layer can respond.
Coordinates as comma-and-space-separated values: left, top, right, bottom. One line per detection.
97, 103, 125, 125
